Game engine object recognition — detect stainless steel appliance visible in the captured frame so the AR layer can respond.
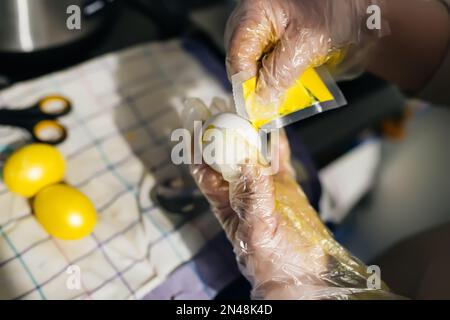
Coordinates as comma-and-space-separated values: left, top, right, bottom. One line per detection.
0, 0, 115, 53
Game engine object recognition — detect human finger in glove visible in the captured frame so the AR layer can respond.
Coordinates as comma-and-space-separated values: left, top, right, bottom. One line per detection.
225, 0, 387, 105
191, 129, 401, 300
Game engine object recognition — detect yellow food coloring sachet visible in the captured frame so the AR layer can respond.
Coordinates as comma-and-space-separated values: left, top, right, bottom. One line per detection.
233, 66, 347, 129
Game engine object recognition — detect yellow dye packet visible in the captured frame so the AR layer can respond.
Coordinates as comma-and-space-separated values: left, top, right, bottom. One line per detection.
232, 66, 347, 129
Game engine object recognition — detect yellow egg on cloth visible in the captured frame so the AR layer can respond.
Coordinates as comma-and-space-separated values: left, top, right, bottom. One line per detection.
33, 184, 97, 240
3, 144, 66, 197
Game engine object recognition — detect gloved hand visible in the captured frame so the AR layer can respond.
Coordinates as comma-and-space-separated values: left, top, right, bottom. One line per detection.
225, 0, 387, 105
191, 129, 398, 299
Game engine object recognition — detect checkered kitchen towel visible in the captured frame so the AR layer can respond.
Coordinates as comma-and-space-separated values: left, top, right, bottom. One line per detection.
0, 39, 238, 300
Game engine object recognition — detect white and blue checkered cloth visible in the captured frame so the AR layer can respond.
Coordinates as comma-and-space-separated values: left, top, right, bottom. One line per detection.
0, 39, 236, 300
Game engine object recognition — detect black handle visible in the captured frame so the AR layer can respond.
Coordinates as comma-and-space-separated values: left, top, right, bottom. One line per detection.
0, 109, 35, 125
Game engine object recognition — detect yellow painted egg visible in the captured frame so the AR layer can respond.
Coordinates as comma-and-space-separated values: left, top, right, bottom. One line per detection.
34, 184, 97, 240
3, 144, 65, 197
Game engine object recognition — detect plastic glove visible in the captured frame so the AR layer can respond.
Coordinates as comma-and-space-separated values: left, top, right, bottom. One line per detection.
225, 0, 387, 105
191, 129, 400, 300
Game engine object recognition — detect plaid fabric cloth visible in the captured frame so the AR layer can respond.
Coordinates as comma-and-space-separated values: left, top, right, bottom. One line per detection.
0, 39, 237, 300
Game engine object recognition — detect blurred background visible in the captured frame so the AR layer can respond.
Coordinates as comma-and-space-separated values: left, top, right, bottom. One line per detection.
0, 0, 449, 299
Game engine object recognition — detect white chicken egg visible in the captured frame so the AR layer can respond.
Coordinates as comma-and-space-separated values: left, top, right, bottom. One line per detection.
201, 113, 263, 177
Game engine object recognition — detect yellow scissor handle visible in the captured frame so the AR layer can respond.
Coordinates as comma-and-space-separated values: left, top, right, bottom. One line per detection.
38, 96, 72, 116
32, 120, 67, 144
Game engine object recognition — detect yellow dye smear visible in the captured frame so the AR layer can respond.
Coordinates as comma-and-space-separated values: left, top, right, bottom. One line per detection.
273, 174, 370, 277
269, 170, 393, 295
273, 174, 333, 245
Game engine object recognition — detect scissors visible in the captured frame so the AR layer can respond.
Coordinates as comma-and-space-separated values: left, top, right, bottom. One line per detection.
152, 177, 210, 215
0, 95, 72, 145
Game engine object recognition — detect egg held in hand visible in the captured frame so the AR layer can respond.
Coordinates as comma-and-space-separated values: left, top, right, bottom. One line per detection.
33, 184, 97, 240
201, 113, 266, 178
3, 144, 66, 197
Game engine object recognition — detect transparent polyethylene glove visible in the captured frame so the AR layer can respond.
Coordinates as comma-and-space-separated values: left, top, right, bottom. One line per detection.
191, 128, 401, 300
225, 0, 388, 105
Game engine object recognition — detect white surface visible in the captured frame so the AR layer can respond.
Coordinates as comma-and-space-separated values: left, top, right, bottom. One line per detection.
0, 40, 230, 299
339, 107, 450, 262
319, 139, 381, 224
